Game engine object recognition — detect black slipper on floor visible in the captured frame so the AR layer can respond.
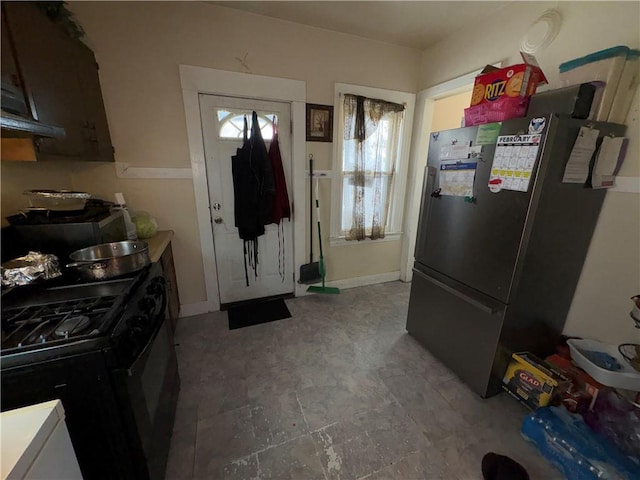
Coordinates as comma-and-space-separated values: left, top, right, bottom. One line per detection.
481, 452, 529, 480
227, 298, 292, 330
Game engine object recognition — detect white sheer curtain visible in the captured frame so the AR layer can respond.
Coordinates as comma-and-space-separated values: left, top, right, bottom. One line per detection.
341, 94, 405, 241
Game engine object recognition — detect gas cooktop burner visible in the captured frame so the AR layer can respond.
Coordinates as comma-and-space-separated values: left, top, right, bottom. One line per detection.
2, 296, 118, 351
54, 315, 90, 338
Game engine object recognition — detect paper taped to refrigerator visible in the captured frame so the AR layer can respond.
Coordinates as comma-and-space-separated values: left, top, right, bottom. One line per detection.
488, 134, 541, 193
439, 161, 477, 197
562, 126, 599, 184
591, 136, 628, 188
439, 144, 471, 161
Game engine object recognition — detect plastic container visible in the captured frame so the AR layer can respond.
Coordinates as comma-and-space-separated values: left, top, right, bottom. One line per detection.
567, 338, 640, 391
608, 49, 640, 123
559, 46, 630, 121
521, 406, 639, 480
111, 193, 137, 241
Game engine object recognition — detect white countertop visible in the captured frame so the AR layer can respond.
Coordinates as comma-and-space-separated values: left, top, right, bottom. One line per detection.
1, 400, 65, 480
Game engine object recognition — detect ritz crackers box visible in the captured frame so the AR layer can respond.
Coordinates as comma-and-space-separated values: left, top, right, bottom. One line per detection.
465, 54, 548, 126
503, 352, 570, 410
470, 53, 548, 107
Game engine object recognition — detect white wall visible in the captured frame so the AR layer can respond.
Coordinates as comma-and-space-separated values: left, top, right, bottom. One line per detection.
1, 162, 72, 220
60, 1, 421, 308
419, 1, 640, 344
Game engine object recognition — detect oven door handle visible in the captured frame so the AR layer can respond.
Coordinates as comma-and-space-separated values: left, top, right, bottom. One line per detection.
122, 283, 167, 376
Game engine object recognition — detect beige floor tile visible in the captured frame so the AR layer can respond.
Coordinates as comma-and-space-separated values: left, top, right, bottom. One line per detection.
168, 281, 552, 480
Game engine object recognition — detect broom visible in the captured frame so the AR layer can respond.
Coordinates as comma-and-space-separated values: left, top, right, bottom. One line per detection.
299, 155, 321, 284
307, 175, 340, 295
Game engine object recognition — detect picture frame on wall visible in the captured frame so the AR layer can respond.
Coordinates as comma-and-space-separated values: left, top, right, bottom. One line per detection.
306, 104, 333, 142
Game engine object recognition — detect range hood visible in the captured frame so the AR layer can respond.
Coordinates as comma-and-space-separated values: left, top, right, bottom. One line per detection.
1, 110, 65, 138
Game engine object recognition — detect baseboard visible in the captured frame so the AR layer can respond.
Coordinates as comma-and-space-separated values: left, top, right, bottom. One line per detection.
305, 271, 402, 292
182, 272, 403, 314
179, 300, 216, 318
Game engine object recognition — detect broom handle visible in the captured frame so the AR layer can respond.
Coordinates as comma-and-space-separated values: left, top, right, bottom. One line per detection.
315, 177, 325, 288
309, 155, 314, 264
315, 177, 323, 259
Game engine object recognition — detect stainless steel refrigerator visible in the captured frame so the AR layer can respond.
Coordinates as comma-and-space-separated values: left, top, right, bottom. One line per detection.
406, 113, 626, 398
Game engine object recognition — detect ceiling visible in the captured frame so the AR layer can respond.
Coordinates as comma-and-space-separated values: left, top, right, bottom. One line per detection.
210, 1, 512, 50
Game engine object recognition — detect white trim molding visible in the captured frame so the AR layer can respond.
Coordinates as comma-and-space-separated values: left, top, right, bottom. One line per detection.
305, 270, 402, 292
179, 301, 216, 318
329, 232, 402, 247
330, 83, 416, 244
179, 65, 306, 310
115, 162, 192, 179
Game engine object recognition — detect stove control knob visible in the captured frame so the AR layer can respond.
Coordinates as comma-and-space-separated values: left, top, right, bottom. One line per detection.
146, 278, 165, 296
138, 297, 156, 313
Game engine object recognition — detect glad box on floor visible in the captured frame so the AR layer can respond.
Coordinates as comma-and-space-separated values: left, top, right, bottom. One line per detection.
503, 352, 570, 410
470, 53, 548, 107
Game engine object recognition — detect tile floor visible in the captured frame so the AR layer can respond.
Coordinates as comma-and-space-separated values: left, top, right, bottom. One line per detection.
165, 281, 561, 479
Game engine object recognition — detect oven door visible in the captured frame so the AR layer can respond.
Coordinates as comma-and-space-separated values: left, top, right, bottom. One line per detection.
112, 280, 180, 480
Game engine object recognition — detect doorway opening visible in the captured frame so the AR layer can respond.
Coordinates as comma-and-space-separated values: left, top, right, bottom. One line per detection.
180, 65, 306, 312
199, 94, 295, 306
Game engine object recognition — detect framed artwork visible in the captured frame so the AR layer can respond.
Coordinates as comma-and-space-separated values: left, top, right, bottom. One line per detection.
306, 103, 333, 142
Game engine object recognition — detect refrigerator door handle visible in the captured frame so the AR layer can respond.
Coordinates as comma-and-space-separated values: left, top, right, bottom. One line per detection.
412, 268, 498, 314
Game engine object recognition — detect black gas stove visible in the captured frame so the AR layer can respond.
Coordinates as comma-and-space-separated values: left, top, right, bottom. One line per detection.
1, 271, 139, 369
1, 262, 180, 480
2, 295, 119, 348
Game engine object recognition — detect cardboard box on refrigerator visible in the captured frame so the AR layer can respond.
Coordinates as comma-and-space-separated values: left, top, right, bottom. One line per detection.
470, 53, 548, 107
464, 53, 547, 126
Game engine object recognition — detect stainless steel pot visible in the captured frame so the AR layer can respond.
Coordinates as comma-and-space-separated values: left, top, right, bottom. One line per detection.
66, 241, 150, 281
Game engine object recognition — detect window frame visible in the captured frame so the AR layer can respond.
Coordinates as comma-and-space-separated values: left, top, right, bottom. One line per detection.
330, 83, 415, 246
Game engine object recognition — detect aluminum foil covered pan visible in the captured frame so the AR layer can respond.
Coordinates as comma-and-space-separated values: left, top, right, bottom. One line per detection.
1, 251, 62, 287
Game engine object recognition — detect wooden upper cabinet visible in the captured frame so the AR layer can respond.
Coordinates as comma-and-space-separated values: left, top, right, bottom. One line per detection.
2, 2, 114, 162
1, 11, 28, 115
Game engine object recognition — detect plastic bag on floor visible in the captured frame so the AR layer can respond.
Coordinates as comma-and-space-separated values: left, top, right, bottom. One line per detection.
521, 406, 639, 479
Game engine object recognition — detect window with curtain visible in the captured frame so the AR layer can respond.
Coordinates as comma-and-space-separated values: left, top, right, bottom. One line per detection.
339, 94, 405, 241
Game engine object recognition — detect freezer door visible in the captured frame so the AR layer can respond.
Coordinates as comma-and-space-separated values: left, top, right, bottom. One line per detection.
416, 121, 540, 303
406, 266, 506, 397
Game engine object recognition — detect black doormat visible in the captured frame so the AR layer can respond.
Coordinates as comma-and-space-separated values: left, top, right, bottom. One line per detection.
227, 298, 292, 330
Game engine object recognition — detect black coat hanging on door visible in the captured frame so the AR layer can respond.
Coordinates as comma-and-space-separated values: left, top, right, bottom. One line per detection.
231, 111, 275, 285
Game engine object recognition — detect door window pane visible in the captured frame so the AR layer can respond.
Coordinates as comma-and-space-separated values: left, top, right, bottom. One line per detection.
216, 110, 277, 140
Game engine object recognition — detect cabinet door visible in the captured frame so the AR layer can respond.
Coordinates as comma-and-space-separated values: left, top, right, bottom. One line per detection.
4, 2, 86, 158
26, 421, 83, 479
1, 7, 28, 115
160, 243, 180, 331
72, 41, 114, 162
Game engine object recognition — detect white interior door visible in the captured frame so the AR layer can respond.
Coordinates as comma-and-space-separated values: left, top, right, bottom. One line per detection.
199, 94, 294, 305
